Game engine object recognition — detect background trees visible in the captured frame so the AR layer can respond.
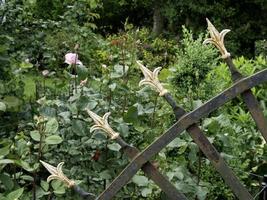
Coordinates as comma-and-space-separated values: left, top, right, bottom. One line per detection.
96, 0, 267, 57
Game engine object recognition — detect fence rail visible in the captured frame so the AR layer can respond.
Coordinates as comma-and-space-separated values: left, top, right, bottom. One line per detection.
41, 19, 267, 200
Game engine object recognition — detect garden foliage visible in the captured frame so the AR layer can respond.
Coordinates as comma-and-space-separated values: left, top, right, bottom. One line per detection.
0, 1, 267, 200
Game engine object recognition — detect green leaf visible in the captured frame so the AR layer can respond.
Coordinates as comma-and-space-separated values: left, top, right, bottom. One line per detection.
0, 102, 6, 112
53, 187, 66, 195
69, 148, 80, 156
7, 187, 24, 200
167, 138, 187, 148
192, 99, 203, 109
108, 83, 117, 91
45, 118, 59, 134
76, 65, 88, 80
40, 180, 49, 192
204, 118, 220, 133
30, 131, 41, 142
20, 175, 34, 182
141, 187, 152, 197
175, 182, 193, 193
196, 186, 209, 200
178, 145, 188, 154
107, 143, 121, 151
20, 61, 33, 69
16, 139, 28, 157
58, 111, 71, 123
3, 96, 22, 111
76, 96, 89, 110
88, 101, 98, 110
133, 124, 146, 133
0, 145, 10, 157
22, 76, 36, 100
68, 93, 81, 102
166, 172, 175, 180
36, 186, 50, 199
215, 114, 231, 127
72, 120, 87, 136
0, 174, 14, 190
132, 175, 149, 186
0, 195, 7, 200
158, 68, 171, 81
15, 160, 34, 172
45, 135, 63, 145
110, 64, 129, 78
174, 167, 184, 180
51, 180, 62, 190
0, 159, 14, 165
117, 123, 129, 137
51, 180, 65, 194
124, 106, 138, 123
39, 106, 57, 117
188, 143, 198, 163
99, 170, 112, 180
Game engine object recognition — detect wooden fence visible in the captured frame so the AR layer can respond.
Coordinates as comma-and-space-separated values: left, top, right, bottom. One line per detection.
41, 19, 267, 200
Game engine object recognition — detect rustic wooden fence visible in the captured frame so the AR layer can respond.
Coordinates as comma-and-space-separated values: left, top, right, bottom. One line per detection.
41, 19, 267, 200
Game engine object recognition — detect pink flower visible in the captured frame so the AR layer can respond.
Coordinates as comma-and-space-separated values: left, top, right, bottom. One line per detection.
64, 53, 83, 65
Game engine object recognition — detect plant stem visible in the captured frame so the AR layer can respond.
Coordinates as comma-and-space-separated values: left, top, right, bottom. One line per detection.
104, 142, 108, 189
38, 124, 44, 159
73, 46, 79, 94
151, 96, 158, 127
34, 123, 45, 200
43, 78, 46, 97
121, 39, 129, 116
107, 71, 113, 110
33, 173, 36, 200
35, 80, 39, 100
197, 151, 202, 184
73, 64, 77, 94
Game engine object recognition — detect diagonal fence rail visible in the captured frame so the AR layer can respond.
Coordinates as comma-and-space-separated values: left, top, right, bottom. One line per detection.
41, 19, 267, 200
204, 19, 267, 143
96, 68, 267, 200
86, 110, 187, 200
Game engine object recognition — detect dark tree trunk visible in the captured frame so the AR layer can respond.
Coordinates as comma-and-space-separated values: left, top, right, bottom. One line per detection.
239, 39, 256, 58
152, 2, 164, 37
185, 16, 190, 27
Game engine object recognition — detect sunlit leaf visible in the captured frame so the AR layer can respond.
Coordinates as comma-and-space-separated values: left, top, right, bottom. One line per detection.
45, 118, 59, 134
45, 135, 63, 145
107, 143, 121, 151
7, 187, 24, 200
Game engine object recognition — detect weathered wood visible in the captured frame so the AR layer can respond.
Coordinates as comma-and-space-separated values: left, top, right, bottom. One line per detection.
96, 69, 267, 200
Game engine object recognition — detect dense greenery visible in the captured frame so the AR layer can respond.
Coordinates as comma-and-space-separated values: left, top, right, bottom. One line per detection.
97, 0, 267, 57
0, 0, 267, 199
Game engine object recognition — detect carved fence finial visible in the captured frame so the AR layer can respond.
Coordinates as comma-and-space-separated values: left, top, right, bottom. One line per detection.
137, 61, 168, 96
203, 18, 231, 59
86, 109, 119, 139
40, 160, 75, 188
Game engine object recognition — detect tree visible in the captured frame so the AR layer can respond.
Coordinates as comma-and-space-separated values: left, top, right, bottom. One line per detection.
97, 0, 267, 56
